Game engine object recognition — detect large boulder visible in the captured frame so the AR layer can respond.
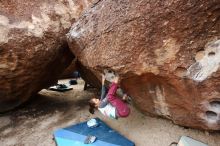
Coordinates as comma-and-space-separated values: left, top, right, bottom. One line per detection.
67, 0, 220, 130
0, 0, 95, 112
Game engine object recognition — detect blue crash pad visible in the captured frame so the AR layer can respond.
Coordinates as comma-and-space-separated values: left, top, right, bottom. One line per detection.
53, 118, 135, 146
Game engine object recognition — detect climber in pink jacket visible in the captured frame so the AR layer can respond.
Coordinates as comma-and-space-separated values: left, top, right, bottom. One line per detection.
89, 74, 130, 118
107, 80, 130, 117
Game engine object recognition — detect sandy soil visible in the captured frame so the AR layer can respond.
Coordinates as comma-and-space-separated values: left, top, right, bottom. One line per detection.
0, 79, 220, 146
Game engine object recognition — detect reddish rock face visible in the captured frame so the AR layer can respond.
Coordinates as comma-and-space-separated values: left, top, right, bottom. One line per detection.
67, 0, 220, 130
0, 0, 95, 112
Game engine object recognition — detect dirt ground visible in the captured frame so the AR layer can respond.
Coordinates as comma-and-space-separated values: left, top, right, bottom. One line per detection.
0, 79, 220, 146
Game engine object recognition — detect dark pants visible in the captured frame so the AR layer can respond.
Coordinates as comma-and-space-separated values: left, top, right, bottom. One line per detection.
100, 85, 107, 100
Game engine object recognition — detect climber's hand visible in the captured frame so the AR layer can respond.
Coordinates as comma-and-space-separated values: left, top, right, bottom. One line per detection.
113, 75, 120, 84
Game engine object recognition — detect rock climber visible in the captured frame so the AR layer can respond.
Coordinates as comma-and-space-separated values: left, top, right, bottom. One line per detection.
89, 74, 130, 119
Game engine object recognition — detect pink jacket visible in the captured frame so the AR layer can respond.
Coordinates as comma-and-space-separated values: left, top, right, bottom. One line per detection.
107, 83, 130, 117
